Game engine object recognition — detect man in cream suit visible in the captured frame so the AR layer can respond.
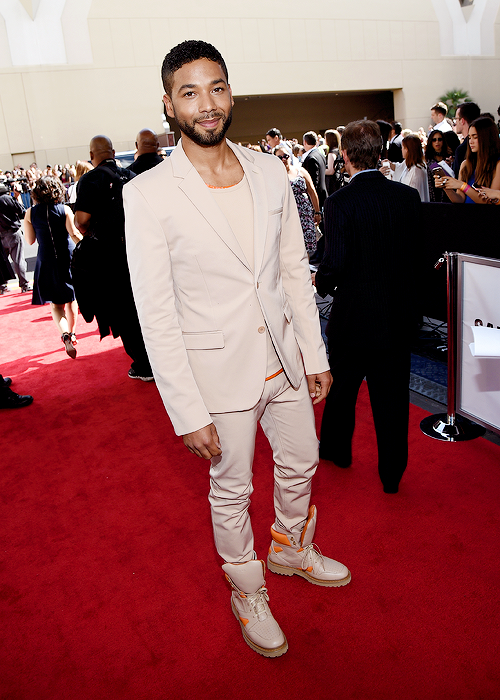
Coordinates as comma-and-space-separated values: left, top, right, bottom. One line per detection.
123, 40, 350, 658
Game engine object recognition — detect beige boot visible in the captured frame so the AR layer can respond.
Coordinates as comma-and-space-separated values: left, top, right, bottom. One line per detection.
222, 560, 288, 658
267, 505, 351, 587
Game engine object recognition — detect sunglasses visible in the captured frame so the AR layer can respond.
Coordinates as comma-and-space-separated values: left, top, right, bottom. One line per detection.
432, 138, 443, 142
276, 153, 289, 160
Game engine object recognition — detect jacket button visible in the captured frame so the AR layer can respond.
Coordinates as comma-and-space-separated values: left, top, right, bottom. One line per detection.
258, 326, 265, 334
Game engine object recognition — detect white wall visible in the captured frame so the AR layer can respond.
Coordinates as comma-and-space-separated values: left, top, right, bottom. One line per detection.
0, 0, 499, 170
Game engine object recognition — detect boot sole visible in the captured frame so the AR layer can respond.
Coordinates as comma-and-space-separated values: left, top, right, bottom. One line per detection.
230, 599, 288, 658
267, 556, 351, 587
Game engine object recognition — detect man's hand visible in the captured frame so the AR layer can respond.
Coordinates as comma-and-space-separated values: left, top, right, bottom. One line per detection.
306, 370, 332, 405
183, 423, 222, 460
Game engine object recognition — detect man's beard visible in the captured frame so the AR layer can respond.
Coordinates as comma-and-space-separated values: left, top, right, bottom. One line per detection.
174, 107, 233, 147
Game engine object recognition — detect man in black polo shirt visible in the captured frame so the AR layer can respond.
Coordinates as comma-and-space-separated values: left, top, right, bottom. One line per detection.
74, 135, 153, 381
127, 129, 163, 175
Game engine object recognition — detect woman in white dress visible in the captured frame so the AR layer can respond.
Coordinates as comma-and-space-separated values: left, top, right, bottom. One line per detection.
388, 133, 429, 202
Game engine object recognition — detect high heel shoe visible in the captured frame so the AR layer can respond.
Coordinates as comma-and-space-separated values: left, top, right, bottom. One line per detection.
62, 333, 77, 359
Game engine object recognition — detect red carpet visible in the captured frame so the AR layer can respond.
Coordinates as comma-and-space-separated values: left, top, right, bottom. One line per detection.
1, 292, 500, 700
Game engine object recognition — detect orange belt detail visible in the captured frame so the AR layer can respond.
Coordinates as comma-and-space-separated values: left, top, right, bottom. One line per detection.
265, 368, 284, 381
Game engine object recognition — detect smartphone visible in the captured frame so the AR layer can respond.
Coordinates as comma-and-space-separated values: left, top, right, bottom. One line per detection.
432, 166, 445, 178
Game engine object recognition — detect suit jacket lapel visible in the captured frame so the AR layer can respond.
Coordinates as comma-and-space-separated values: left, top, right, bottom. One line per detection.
172, 141, 251, 271
227, 141, 268, 279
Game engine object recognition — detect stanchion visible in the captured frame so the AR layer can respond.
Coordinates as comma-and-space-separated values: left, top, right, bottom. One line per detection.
420, 252, 485, 442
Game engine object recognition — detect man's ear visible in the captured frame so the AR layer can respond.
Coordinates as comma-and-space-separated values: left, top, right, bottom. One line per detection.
163, 94, 175, 119
228, 84, 234, 107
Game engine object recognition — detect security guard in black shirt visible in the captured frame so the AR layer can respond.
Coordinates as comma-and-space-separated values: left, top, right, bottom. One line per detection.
74, 135, 153, 381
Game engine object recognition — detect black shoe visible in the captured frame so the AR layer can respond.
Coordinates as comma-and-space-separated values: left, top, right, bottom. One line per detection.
319, 450, 351, 468
128, 368, 154, 382
21, 284, 32, 293
0, 387, 33, 408
383, 484, 399, 494
0, 375, 12, 387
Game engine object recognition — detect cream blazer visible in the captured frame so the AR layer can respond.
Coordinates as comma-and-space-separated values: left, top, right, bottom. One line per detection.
123, 140, 328, 435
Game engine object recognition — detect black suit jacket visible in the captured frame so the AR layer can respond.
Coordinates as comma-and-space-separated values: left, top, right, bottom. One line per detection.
315, 170, 422, 347
453, 138, 468, 178
127, 152, 163, 175
302, 148, 328, 208
388, 135, 404, 163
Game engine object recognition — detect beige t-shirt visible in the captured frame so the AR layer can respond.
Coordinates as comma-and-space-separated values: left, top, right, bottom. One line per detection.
209, 176, 282, 378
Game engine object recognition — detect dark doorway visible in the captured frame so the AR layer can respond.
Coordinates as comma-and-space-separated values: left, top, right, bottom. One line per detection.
165, 90, 395, 146
228, 90, 395, 144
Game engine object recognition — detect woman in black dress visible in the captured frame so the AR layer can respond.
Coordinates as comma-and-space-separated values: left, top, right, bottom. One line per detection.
425, 129, 449, 202
24, 177, 82, 358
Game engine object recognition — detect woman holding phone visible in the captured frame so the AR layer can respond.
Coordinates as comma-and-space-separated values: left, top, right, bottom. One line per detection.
476, 186, 500, 203
425, 129, 452, 202
387, 133, 430, 202
435, 117, 500, 203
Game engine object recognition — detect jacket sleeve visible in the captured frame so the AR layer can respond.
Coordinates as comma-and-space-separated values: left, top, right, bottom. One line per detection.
123, 182, 213, 436
315, 194, 351, 298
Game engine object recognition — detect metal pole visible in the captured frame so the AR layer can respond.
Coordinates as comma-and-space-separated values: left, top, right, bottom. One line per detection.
420, 252, 485, 442
446, 252, 457, 426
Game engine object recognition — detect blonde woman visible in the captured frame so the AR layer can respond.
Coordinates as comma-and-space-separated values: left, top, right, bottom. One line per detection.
67, 160, 93, 207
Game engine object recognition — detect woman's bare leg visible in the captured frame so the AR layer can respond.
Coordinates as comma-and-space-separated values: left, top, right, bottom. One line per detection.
50, 303, 70, 335
65, 300, 78, 336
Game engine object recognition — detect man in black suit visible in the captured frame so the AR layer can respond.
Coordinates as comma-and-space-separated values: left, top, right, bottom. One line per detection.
301, 131, 327, 209
127, 129, 163, 175
314, 120, 422, 493
302, 131, 327, 264
453, 102, 480, 177
387, 122, 404, 162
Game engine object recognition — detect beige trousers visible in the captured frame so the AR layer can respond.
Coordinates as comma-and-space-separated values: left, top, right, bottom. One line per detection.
208, 373, 319, 563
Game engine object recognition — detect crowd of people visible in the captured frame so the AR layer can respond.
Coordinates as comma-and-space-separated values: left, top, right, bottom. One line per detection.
1, 97, 499, 395
0, 129, 171, 374
228, 101, 499, 258
2, 36, 500, 661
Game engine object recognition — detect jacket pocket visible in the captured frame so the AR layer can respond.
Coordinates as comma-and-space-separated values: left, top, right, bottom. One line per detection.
182, 330, 225, 350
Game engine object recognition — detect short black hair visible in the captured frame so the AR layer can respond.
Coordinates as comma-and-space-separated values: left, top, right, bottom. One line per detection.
266, 128, 282, 139
391, 121, 402, 135
456, 102, 480, 125
303, 131, 318, 146
161, 40, 229, 96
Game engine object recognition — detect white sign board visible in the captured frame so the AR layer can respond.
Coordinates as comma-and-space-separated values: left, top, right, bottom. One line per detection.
457, 255, 500, 433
